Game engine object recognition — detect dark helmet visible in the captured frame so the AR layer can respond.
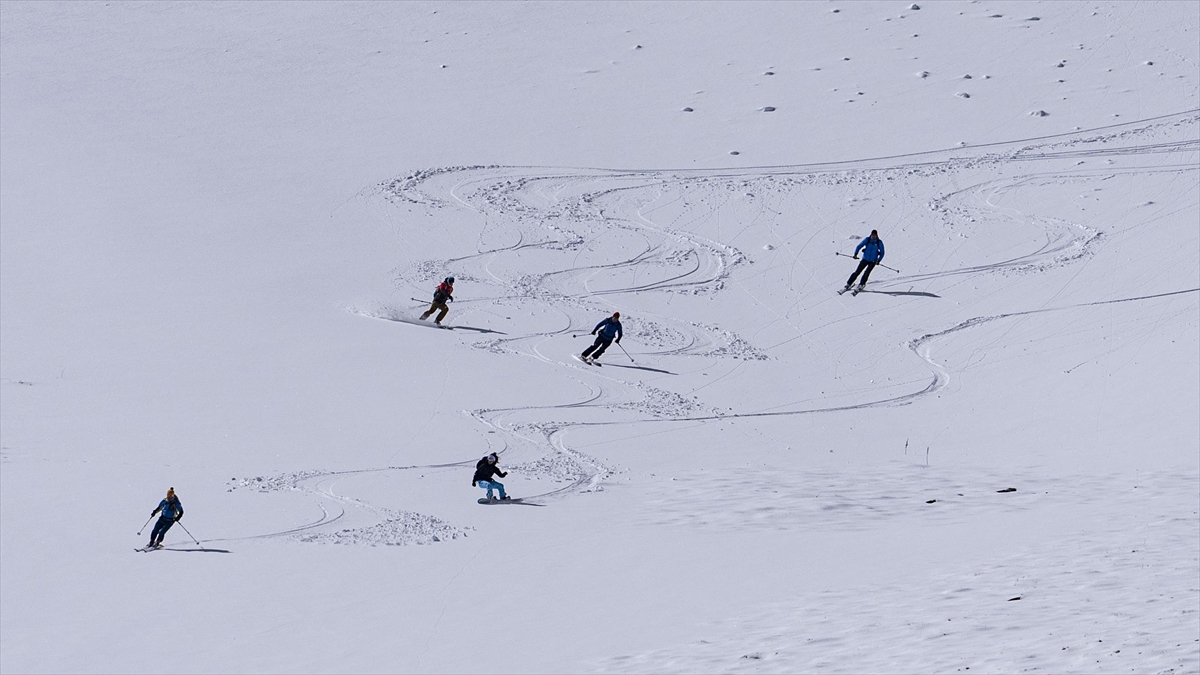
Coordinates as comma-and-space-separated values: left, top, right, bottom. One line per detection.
445, 276, 455, 284
612, 312, 620, 319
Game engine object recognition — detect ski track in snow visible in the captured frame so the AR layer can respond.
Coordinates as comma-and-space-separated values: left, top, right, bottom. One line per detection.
243, 111, 1198, 547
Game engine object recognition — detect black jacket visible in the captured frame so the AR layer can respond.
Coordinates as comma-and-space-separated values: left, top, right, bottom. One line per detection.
472, 457, 507, 484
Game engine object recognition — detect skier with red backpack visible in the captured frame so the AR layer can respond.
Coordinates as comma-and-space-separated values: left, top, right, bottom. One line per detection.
420, 276, 455, 325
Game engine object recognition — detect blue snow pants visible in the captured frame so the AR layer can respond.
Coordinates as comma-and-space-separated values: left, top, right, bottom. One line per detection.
478, 480, 507, 499
150, 517, 175, 545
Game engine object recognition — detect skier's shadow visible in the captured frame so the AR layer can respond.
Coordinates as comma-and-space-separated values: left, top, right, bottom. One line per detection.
161, 547, 232, 553
863, 290, 941, 298
604, 363, 676, 375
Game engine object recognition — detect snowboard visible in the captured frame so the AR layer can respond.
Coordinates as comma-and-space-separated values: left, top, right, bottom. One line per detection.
478, 497, 523, 504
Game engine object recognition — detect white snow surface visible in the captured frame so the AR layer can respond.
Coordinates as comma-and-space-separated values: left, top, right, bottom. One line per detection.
2, 1, 1198, 673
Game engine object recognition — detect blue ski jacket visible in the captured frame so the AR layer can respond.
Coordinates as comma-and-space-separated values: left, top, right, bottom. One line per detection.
593, 317, 622, 341
154, 497, 183, 520
854, 236, 885, 263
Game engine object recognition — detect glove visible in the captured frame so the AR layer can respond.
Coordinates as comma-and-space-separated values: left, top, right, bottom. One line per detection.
852, 255, 859, 260
616, 338, 621, 344
174, 516, 181, 522
591, 331, 597, 336
150, 511, 156, 516
471, 481, 477, 487
499, 471, 508, 478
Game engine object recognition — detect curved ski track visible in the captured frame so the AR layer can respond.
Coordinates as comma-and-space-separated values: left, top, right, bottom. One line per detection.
256, 110, 1200, 546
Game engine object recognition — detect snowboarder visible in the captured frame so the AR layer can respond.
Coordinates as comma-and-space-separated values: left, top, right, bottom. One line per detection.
472, 452, 510, 501
147, 487, 183, 548
419, 276, 455, 325
581, 312, 622, 363
843, 230, 885, 292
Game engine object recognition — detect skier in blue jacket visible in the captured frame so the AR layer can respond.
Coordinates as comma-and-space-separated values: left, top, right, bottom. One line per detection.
581, 312, 622, 363
844, 230, 885, 291
147, 487, 183, 549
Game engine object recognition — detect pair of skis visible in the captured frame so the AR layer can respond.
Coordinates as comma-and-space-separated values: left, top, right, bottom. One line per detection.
838, 285, 866, 296
573, 354, 603, 367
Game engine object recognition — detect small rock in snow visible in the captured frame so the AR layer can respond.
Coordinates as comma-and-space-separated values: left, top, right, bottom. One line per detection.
997, 487, 1017, 493
909, 3, 920, 9
918, 70, 930, 78
682, 107, 694, 112
764, 71, 775, 75
1030, 109, 1049, 117
843, 57, 851, 61
729, 151, 740, 155
761, 106, 776, 112
763, 244, 775, 251
1026, 16, 1041, 21
988, 14, 1003, 18
1144, 60, 1154, 65
962, 74, 972, 79
956, 92, 971, 98
830, 8, 840, 12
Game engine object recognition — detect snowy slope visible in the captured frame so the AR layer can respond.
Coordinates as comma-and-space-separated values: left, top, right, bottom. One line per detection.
2, 2, 1197, 673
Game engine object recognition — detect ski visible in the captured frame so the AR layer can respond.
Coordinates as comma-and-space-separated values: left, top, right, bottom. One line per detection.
837, 286, 851, 295
851, 285, 864, 296
572, 354, 602, 367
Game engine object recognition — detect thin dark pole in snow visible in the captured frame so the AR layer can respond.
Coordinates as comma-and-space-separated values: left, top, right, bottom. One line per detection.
833, 251, 899, 273
618, 343, 635, 363
136, 514, 154, 535
175, 521, 201, 545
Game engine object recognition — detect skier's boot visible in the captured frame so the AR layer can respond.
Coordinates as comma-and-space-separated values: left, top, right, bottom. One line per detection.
500, 495, 511, 501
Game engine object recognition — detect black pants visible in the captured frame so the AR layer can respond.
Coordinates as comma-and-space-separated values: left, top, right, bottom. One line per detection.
150, 517, 175, 545
847, 260, 877, 287
582, 336, 613, 360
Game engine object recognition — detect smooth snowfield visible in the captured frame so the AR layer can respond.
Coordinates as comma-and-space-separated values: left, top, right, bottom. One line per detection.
1, 1, 1197, 673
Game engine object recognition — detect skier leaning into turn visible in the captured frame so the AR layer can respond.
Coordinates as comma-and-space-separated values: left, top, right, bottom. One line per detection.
581, 312, 622, 363
419, 276, 455, 325
843, 230, 885, 292
472, 453, 510, 501
146, 487, 183, 549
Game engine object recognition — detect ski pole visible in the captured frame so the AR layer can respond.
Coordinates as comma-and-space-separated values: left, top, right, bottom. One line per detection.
136, 514, 154, 535
617, 342, 635, 363
834, 252, 899, 273
175, 521, 201, 545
